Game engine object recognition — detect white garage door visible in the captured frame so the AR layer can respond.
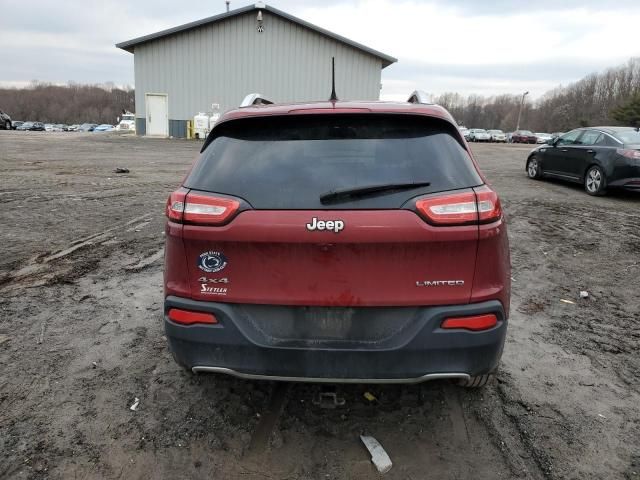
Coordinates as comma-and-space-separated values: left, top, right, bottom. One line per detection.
146, 94, 168, 137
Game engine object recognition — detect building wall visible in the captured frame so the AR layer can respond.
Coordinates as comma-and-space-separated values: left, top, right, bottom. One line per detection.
132, 10, 383, 136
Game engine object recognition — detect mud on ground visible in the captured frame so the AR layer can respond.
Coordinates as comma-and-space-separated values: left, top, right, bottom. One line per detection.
0, 132, 638, 479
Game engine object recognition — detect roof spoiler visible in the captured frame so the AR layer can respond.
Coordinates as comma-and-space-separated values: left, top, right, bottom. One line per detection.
240, 93, 274, 107
407, 90, 431, 104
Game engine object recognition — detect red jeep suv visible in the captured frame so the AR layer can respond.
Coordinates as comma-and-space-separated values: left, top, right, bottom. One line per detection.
164, 93, 510, 387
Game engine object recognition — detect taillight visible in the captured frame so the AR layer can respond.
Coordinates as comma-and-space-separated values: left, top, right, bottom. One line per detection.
165, 189, 240, 225
183, 192, 240, 225
617, 148, 640, 161
168, 308, 218, 325
166, 188, 187, 221
415, 191, 478, 226
474, 185, 502, 224
414, 186, 502, 226
441, 313, 497, 331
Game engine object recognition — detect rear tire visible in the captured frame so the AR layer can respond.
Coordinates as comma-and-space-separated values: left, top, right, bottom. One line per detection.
458, 372, 495, 388
585, 165, 606, 196
527, 156, 542, 179
4, 121, 10, 130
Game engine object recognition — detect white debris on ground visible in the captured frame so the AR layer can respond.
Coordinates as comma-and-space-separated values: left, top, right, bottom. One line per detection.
360, 435, 392, 474
130, 397, 140, 411
580, 291, 589, 299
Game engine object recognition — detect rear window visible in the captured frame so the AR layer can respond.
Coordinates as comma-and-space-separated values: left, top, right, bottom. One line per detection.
186, 114, 482, 209
614, 129, 640, 144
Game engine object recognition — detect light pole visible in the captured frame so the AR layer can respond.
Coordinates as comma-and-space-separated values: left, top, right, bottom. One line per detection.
515, 91, 529, 131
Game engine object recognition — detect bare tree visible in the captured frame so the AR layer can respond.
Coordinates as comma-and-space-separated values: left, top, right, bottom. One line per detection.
0, 83, 134, 124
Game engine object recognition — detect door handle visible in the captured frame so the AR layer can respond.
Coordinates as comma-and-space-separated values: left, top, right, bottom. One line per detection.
587, 150, 595, 154
561, 149, 568, 152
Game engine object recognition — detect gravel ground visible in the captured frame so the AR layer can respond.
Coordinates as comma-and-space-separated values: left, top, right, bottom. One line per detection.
0, 131, 639, 479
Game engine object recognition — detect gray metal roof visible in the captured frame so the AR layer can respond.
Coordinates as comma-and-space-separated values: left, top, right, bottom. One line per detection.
116, 3, 397, 68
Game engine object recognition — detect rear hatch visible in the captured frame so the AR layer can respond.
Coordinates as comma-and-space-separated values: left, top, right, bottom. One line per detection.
178, 114, 485, 307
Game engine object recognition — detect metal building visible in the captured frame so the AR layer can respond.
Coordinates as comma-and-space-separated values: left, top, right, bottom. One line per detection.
116, 2, 396, 137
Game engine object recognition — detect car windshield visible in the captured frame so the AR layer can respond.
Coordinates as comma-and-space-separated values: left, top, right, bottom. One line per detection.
520, 130, 534, 135
187, 114, 482, 209
613, 129, 640, 144
488, 130, 503, 134
475, 129, 488, 133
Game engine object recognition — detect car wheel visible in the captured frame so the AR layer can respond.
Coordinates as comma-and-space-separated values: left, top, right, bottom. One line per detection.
585, 165, 606, 196
527, 156, 542, 179
4, 121, 10, 130
458, 372, 494, 388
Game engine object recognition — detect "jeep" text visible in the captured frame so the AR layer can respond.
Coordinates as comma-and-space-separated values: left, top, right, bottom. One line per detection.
306, 217, 345, 233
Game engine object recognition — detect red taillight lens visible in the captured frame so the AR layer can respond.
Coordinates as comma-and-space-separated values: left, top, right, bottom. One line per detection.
617, 148, 640, 161
441, 314, 497, 331
166, 189, 240, 225
474, 185, 502, 223
183, 193, 240, 225
168, 308, 217, 325
166, 189, 187, 221
415, 191, 478, 225
415, 187, 502, 226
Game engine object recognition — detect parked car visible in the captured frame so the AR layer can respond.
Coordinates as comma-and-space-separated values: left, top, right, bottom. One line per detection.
78, 123, 98, 132
0, 109, 12, 130
488, 129, 507, 143
535, 133, 553, 144
163, 94, 510, 387
44, 124, 54, 132
526, 127, 640, 195
12, 121, 24, 130
66, 124, 80, 132
93, 124, 115, 132
17, 121, 33, 131
468, 128, 491, 142
458, 126, 470, 140
511, 130, 537, 144
29, 122, 46, 131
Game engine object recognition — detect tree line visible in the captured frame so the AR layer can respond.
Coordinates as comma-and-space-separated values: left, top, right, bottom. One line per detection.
0, 82, 135, 125
435, 57, 640, 132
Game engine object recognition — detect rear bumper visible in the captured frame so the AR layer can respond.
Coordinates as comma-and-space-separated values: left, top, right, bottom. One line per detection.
164, 296, 507, 383
164, 296, 508, 383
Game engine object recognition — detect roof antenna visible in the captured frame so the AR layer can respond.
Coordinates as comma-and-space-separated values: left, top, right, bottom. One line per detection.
329, 57, 338, 102
225, 1, 230, 12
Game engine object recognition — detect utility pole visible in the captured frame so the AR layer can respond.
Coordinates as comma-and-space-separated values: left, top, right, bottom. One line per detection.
516, 91, 529, 131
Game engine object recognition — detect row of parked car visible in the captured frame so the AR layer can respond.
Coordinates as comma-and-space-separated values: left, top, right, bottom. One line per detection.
9, 122, 116, 132
458, 127, 562, 144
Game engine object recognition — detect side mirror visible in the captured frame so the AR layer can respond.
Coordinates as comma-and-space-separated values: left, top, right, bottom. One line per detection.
545, 138, 555, 145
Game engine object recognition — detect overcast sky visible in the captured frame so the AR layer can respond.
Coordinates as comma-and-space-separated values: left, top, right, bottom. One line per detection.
1, 0, 639, 100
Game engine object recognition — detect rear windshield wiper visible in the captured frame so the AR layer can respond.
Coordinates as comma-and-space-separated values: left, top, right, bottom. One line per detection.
319, 181, 431, 204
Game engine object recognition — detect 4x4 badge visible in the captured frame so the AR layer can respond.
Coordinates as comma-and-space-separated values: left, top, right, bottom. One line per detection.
198, 251, 228, 273
306, 217, 345, 233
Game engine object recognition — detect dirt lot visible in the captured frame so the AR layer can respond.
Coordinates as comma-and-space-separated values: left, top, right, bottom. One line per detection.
1, 132, 639, 480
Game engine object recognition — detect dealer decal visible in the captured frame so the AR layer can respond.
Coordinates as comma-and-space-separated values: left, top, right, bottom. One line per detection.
200, 284, 228, 296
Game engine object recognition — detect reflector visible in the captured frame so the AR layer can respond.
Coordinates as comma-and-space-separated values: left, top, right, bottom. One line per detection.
168, 309, 217, 325
441, 314, 498, 331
